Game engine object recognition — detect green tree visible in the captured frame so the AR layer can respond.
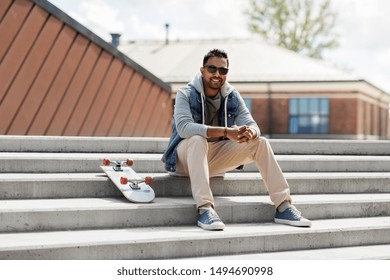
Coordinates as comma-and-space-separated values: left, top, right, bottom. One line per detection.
246, 0, 338, 58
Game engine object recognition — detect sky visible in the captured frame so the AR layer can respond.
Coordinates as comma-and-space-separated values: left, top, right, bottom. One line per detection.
49, 0, 390, 94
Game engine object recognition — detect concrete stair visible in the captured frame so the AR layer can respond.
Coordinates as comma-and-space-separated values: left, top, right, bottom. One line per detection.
0, 136, 389, 259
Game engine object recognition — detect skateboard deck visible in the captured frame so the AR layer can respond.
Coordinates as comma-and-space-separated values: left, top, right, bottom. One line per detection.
101, 159, 155, 203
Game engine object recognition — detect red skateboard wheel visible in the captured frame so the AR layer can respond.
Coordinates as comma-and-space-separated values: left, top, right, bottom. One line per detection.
145, 176, 153, 185
103, 159, 110, 166
126, 159, 134, 166
120, 177, 128, 185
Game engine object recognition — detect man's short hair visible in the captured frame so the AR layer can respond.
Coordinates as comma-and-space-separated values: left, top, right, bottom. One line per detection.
203, 49, 229, 67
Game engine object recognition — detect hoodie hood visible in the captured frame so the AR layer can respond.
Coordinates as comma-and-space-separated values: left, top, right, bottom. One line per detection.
188, 72, 235, 127
189, 72, 235, 98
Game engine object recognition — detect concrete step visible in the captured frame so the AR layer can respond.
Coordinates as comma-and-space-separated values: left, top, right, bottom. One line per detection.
1, 136, 390, 155
242, 155, 390, 172
0, 136, 168, 153
93, 171, 390, 196
0, 217, 389, 259
0, 173, 121, 199
1, 194, 389, 233
184, 244, 390, 260
1, 153, 390, 173
1, 172, 390, 199
1, 135, 388, 260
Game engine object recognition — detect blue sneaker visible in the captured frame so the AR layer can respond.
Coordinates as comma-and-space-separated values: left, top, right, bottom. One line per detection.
197, 208, 225, 230
274, 205, 312, 227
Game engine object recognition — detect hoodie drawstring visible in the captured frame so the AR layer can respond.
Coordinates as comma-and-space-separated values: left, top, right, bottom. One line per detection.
224, 96, 228, 128
201, 93, 205, 125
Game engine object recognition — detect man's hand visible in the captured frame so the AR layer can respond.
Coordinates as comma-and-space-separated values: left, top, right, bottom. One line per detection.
226, 125, 256, 143
237, 125, 256, 143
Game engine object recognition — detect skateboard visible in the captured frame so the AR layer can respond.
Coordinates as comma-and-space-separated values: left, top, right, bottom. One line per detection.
101, 159, 155, 203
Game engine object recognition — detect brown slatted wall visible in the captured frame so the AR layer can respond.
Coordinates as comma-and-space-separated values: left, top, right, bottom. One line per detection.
0, 0, 32, 62
132, 83, 161, 136
62, 45, 108, 136
78, 59, 124, 136
144, 89, 171, 136
0, 0, 13, 20
96, 67, 135, 136
44, 35, 92, 135
27, 25, 80, 135
0, 3, 49, 134
9, 24, 74, 135
0, 0, 172, 137
127, 79, 153, 136
111, 72, 146, 136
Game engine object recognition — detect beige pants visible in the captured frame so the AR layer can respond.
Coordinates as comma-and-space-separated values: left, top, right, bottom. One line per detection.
176, 135, 291, 209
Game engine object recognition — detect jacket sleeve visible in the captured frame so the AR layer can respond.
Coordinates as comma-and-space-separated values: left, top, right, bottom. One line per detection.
235, 93, 261, 138
174, 89, 208, 139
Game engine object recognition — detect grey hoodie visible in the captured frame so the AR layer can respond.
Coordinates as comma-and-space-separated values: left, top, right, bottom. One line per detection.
174, 72, 261, 139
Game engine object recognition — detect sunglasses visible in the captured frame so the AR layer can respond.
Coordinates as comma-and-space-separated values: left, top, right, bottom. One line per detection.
203, 65, 229, 75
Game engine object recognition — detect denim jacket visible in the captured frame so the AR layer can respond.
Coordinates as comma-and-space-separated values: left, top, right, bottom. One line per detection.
161, 85, 240, 172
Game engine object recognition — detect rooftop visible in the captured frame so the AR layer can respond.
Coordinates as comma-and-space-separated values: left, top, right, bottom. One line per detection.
119, 38, 362, 84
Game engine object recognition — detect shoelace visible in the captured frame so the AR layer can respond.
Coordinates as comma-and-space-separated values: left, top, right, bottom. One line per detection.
289, 206, 302, 219
207, 210, 221, 222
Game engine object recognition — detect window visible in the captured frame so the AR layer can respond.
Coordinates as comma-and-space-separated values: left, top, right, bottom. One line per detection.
244, 98, 252, 112
289, 98, 329, 134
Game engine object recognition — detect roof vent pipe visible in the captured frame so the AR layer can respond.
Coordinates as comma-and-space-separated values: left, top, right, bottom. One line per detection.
110, 33, 121, 48
165, 23, 170, 44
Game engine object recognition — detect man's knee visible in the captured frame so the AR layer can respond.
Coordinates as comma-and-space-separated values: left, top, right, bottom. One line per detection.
250, 136, 273, 155
188, 135, 207, 145
258, 136, 270, 145
187, 135, 208, 152
250, 136, 269, 147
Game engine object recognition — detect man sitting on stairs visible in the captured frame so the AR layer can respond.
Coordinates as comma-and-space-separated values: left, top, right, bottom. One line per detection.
162, 49, 311, 230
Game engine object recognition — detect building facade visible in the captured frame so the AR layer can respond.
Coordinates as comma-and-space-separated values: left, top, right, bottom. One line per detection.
239, 81, 389, 139
120, 39, 390, 139
2, 1, 389, 139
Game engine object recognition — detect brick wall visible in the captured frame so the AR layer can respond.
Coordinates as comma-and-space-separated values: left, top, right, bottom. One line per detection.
248, 94, 389, 138
329, 98, 358, 135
